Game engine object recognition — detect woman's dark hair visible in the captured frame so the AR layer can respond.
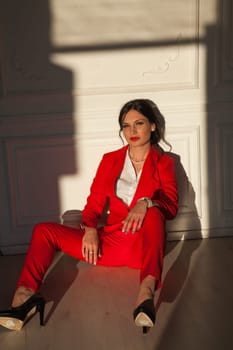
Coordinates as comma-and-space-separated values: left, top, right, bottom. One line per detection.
118, 98, 171, 150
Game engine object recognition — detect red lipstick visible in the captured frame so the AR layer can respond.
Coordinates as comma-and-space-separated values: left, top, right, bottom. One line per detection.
130, 137, 140, 141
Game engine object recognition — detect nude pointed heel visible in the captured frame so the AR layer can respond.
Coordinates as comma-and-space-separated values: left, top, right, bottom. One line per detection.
133, 299, 156, 334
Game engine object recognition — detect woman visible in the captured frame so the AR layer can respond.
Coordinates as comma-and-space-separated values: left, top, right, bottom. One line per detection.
0, 99, 178, 333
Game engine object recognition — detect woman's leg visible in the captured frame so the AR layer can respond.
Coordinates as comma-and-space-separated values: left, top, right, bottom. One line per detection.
96, 206, 165, 305
132, 208, 166, 330
96, 208, 165, 306
12, 222, 85, 306
136, 207, 166, 306
140, 207, 165, 283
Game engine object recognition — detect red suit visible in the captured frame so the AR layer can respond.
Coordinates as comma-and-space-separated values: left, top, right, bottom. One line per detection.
16, 145, 178, 292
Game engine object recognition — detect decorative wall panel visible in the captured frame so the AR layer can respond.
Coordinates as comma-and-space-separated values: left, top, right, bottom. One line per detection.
166, 126, 202, 236
169, 126, 201, 215
51, 0, 199, 94
2, 0, 199, 95
6, 137, 77, 229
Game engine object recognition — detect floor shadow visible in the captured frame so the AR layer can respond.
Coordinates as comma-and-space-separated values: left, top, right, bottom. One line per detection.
39, 253, 79, 324
156, 152, 202, 310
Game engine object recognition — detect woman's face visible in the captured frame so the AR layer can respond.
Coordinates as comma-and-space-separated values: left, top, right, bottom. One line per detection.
121, 109, 155, 148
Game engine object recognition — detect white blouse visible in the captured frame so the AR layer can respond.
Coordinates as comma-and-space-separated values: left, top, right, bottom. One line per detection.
116, 151, 142, 206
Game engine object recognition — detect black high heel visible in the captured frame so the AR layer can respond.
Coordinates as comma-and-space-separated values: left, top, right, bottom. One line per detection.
0, 294, 45, 331
133, 299, 156, 334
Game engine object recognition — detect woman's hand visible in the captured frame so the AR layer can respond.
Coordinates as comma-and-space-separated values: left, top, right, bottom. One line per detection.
122, 200, 148, 233
82, 227, 101, 265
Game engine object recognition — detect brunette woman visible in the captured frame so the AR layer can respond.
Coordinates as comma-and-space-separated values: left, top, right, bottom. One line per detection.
0, 99, 178, 333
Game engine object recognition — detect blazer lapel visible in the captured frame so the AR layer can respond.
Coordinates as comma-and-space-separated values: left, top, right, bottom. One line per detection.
111, 145, 128, 179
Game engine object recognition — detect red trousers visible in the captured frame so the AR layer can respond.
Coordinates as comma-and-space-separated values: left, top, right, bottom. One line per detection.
16, 208, 165, 292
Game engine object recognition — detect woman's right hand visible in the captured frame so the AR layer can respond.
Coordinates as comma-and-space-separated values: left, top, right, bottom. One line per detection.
82, 227, 101, 265
122, 200, 148, 233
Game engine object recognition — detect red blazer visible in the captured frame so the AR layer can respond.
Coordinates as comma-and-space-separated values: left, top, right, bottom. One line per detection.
82, 145, 178, 232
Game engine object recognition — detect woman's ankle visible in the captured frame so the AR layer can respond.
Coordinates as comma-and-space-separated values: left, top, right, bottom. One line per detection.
135, 286, 154, 307
135, 276, 157, 307
11, 286, 35, 308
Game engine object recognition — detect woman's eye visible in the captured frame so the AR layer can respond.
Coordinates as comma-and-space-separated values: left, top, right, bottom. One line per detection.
122, 124, 129, 129
135, 121, 144, 126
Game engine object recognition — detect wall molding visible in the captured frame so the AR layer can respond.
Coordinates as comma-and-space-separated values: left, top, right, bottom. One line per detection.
2, 0, 200, 96
6, 136, 77, 229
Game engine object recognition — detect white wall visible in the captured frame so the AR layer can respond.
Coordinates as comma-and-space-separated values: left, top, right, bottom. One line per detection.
0, 0, 233, 253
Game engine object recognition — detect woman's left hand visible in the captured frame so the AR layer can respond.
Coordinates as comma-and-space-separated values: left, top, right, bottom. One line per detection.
122, 200, 148, 233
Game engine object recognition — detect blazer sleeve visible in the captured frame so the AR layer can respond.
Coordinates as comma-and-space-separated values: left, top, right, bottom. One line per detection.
153, 154, 178, 219
81, 154, 109, 228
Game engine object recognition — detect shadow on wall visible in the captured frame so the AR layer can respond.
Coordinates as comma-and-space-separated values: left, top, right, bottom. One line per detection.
168, 152, 202, 237
3, 0, 74, 96
0, 0, 76, 250
154, 9, 233, 346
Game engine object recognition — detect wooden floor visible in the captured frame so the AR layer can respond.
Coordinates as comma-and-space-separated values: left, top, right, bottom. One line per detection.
0, 237, 233, 350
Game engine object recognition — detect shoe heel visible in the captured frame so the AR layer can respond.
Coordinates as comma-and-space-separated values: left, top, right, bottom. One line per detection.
143, 326, 148, 334
37, 301, 45, 326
